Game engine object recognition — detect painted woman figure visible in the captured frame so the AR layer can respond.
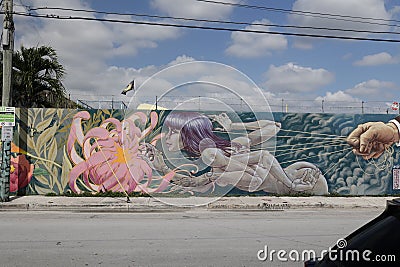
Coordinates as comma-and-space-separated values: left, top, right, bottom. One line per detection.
145, 111, 328, 195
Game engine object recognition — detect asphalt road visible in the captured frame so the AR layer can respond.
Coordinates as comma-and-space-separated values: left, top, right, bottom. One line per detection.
0, 208, 383, 267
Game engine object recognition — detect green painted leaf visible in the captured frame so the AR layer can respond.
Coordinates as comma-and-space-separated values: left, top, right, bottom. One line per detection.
34, 184, 54, 195
47, 138, 58, 162
44, 108, 56, 119
34, 174, 51, 187
36, 124, 58, 153
60, 146, 73, 192
35, 115, 54, 133
33, 167, 49, 176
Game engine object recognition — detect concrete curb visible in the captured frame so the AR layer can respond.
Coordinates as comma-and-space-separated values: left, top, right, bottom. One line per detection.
0, 196, 394, 212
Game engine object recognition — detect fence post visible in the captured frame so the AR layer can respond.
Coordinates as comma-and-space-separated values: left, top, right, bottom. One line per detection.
361, 101, 364, 114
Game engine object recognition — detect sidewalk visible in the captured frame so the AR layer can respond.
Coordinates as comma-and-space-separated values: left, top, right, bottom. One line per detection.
0, 195, 396, 212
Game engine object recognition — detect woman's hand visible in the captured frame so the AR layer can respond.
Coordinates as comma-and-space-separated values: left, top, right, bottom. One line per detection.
171, 174, 214, 187
139, 143, 169, 173
169, 172, 217, 194
209, 113, 232, 131
284, 162, 321, 192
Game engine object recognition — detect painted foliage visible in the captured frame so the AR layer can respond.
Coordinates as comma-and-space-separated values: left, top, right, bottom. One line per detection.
5, 109, 399, 196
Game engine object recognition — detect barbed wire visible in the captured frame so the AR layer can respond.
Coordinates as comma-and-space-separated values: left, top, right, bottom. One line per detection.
75, 96, 400, 114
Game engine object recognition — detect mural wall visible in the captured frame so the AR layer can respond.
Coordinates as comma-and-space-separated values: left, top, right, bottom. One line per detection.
4, 108, 400, 196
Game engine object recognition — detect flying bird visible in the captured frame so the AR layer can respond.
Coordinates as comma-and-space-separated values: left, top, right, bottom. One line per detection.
121, 79, 135, 95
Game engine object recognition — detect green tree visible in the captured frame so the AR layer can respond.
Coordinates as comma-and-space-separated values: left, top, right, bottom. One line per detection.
1, 45, 67, 107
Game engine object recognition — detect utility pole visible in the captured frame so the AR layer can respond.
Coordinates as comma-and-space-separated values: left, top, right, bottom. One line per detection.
2, 0, 13, 106
0, 0, 14, 202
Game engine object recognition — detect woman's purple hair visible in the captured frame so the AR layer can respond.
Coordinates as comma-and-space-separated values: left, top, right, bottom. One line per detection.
165, 112, 237, 156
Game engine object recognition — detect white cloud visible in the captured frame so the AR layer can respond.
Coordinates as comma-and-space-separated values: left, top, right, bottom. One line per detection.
353, 52, 399, 66
289, 0, 392, 48
315, 91, 360, 102
342, 53, 353, 60
310, 80, 400, 113
390, 6, 400, 18
59, 57, 270, 111
128, 60, 271, 111
345, 79, 398, 99
264, 63, 334, 93
105, 16, 181, 57
151, 0, 238, 20
15, 0, 181, 99
292, 38, 313, 50
167, 55, 196, 66
225, 19, 288, 58
313, 91, 362, 113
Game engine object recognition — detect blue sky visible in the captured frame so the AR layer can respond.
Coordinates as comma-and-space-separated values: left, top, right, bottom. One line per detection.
11, 0, 400, 111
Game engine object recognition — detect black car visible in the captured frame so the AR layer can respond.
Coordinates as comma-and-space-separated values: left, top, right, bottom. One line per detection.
305, 198, 400, 267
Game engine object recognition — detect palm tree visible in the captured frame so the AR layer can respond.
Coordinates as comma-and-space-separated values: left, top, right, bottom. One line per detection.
1, 45, 67, 107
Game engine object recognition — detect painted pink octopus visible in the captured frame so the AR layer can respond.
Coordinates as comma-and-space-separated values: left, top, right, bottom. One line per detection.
67, 111, 174, 194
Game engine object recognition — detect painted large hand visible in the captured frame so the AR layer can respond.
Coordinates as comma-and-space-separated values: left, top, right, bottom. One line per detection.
347, 122, 399, 160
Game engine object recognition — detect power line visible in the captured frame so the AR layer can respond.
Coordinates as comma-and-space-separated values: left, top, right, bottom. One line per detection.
26, 2, 400, 27
23, 6, 400, 36
11, 11, 400, 43
195, 0, 400, 28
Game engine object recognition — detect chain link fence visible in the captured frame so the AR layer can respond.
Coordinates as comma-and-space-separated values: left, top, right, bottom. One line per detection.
77, 99, 128, 109
76, 96, 400, 114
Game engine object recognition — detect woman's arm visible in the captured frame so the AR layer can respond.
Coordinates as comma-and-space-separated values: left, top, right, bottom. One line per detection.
140, 143, 217, 190
209, 113, 281, 146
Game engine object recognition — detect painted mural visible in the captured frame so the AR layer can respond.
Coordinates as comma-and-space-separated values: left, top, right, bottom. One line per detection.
4, 108, 400, 196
